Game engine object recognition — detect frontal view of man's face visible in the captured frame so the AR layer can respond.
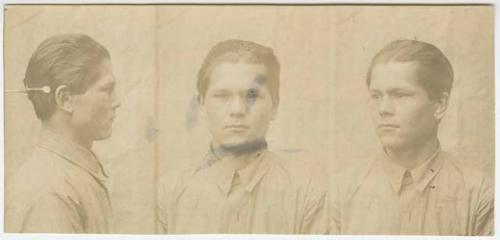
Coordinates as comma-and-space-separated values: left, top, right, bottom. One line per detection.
202, 62, 276, 149
368, 62, 440, 150
71, 59, 120, 142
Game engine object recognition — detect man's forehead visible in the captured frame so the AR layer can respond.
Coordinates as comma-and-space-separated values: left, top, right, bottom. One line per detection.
211, 62, 267, 76
370, 62, 422, 89
209, 73, 269, 91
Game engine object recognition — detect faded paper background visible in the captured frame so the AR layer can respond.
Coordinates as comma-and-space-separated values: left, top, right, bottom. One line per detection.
4, 5, 494, 234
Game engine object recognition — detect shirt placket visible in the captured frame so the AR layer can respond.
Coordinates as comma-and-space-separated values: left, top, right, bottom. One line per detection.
226, 172, 250, 233
399, 171, 421, 235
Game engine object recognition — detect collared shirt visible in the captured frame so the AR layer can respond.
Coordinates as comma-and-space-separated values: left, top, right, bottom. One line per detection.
329, 148, 494, 235
5, 128, 113, 233
157, 146, 327, 234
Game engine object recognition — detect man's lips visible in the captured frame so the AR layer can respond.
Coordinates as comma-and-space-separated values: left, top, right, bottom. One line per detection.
378, 124, 399, 129
224, 125, 250, 131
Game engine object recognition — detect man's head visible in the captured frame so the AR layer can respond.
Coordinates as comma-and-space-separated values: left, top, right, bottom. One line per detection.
366, 40, 453, 150
24, 33, 120, 143
197, 39, 280, 150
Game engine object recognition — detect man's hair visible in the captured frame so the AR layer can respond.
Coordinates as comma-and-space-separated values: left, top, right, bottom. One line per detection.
197, 39, 280, 105
366, 39, 454, 101
23, 33, 111, 120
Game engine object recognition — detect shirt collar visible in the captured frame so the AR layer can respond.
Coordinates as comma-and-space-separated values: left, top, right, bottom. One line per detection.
204, 142, 270, 196
379, 144, 443, 193
379, 152, 407, 193
238, 150, 270, 193
36, 127, 108, 183
410, 148, 444, 192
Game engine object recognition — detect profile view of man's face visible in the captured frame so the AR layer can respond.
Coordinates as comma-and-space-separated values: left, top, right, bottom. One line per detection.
368, 61, 440, 150
70, 59, 120, 142
202, 62, 276, 148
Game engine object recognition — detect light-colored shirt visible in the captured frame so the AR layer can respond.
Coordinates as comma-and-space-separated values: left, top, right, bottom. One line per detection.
5, 129, 113, 233
157, 146, 327, 234
329, 148, 494, 235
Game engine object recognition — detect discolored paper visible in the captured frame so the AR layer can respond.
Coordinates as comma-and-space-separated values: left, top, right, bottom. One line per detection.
3, 4, 493, 236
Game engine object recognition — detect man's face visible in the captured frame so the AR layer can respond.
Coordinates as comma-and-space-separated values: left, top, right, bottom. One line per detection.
202, 62, 277, 149
368, 62, 440, 150
71, 59, 120, 142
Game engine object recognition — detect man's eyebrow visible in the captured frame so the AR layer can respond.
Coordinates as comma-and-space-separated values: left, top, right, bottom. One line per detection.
387, 88, 412, 93
248, 75, 267, 91
255, 74, 267, 85
370, 87, 410, 92
210, 88, 230, 92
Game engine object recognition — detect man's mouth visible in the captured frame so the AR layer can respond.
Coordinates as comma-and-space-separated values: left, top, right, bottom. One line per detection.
225, 125, 250, 131
378, 124, 399, 130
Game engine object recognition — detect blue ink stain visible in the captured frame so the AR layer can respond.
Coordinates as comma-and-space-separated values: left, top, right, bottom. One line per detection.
255, 74, 266, 85
246, 75, 266, 110
145, 115, 159, 142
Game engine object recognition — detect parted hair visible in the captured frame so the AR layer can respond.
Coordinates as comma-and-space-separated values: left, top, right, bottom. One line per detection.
197, 39, 280, 106
367, 39, 454, 101
24, 33, 110, 120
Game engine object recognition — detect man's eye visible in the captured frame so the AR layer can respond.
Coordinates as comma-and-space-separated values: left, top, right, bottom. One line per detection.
395, 93, 410, 98
370, 93, 382, 100
247, 89, 259, 99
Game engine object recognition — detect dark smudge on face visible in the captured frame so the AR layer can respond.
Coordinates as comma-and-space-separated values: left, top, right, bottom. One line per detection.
213, 138, 268, 157
246, 75, 266, 111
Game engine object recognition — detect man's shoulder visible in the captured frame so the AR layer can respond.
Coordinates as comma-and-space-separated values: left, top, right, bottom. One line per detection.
6, 148, 81, 211
157, 161, 202, 200
329, 156, 378, 197
439, 151, 491, 189
9, 148, 69, 189
265, 150, 327, 190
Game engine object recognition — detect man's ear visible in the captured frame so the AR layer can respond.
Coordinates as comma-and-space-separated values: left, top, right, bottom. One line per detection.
54, 85, 74, 113
434, 92, 449, 120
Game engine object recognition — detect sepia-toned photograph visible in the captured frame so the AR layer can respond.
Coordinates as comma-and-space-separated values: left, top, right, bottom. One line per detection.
2, 3, 494, 238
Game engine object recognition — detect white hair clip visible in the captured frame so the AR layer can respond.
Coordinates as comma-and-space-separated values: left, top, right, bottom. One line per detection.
5, 86, 51, 94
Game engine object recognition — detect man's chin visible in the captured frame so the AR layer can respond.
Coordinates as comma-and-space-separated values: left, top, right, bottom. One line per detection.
218, 137, 251, 148
379, 135, 406, 148
219, 141, 251, 151
94, 130, 113, 141
379, 137, 407, 150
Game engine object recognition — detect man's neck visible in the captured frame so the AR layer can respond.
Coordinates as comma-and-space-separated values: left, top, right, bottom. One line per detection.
212, 140, 267, 170
42, 119, 93, 150
385, 137, 439, 170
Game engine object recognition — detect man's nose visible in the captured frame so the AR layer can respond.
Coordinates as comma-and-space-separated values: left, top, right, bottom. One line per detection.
378, 96, 395, 116
228, 97, 246, 117
112, 100, 121, 109
111, 93, 121, 109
